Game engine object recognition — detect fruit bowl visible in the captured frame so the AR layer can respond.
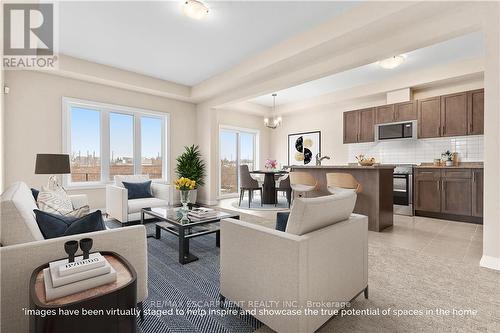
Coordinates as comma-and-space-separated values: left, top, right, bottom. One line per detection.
356, 155, 376, 166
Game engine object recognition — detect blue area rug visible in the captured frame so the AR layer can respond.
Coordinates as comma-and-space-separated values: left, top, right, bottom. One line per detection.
137, 229, 262, 333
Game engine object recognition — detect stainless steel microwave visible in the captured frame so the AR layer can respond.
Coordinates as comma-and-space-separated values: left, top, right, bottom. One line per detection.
375, 121, 417, 141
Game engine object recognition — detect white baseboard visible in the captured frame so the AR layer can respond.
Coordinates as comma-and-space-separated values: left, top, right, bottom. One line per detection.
479, 255, 500, 271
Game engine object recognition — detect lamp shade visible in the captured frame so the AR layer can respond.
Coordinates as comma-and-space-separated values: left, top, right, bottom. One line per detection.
35, 154, 70, 174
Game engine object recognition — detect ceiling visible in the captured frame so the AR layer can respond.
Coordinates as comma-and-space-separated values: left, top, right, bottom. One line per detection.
251, 31, 485, 107
59, 1, 359, 86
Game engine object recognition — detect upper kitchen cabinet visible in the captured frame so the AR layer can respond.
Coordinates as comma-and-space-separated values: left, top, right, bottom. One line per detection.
418, 96, 441, 138
394, 101, 417, 122
343, 110, 360, 144
467, 89, 484, 135
375, 104, 395, 124
343, 108, 375, 144
441, 92, 468, 137
358, 108, 375, 142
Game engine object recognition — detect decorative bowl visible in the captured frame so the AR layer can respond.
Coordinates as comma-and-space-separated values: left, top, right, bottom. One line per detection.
356, 155, 376, 166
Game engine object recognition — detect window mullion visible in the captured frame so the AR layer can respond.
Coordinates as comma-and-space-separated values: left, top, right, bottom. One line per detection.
101, 111, 110, 183
134, 116, 142, 176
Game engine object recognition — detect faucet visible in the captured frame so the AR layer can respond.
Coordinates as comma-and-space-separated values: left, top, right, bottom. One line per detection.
316, 153, 331, 166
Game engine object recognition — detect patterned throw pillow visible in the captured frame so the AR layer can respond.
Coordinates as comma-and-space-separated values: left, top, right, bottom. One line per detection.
65, 205, 90, 218
37, 186, 74, 215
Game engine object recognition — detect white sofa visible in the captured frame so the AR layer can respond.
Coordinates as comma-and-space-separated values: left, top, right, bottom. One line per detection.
220, 192, 368, 333
106, 175, 170, 223
0, 182, 148, 333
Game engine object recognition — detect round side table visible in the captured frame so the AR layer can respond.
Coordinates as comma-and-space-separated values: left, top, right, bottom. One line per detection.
29, 251, 138, 333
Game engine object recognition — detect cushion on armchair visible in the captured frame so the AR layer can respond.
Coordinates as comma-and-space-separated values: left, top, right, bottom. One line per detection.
285, 192, 356, 235
122, 181, 153, 200
33, 209, 105, 239
276, 212, 290, 232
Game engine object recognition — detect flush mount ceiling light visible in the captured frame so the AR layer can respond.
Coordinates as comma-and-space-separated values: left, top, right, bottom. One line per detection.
378, 55, 406, 69
182, 0, 209, 20
264, 94, 282, 129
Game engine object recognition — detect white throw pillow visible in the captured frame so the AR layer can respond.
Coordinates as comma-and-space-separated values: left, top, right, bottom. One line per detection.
327, 186, 356, 195
285, 192, 356, 235
37, 186, 74, 215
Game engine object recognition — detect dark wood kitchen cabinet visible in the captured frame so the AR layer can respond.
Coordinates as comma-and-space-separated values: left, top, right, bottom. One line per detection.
467, 89, 484, 135
414, 167, 483, 224
343, 108, 375, 143
414, 169, 441, 212
358, 108, 375, 142
441, 169, 472, 216
343, 110, 359, 144
418, 96, 441, 138
441, 92, 468, 137
472, 168, 483, 217
375, 105, 395, 124
394, 101, 417, 122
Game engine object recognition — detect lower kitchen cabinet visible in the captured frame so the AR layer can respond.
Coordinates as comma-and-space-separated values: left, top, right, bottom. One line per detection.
414, 168, 482, 224
414, 170, 441, 212
472, 169, 483, 217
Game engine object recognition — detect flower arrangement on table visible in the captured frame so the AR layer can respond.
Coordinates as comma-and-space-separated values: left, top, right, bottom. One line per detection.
175, 177, 196, 210
265, 159, 278, 170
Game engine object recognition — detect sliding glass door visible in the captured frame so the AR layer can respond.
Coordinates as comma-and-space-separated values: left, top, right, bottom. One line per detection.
219, 128, 258, 197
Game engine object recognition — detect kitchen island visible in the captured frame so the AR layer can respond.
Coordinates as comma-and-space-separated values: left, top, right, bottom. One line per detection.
288, 165, 395, 232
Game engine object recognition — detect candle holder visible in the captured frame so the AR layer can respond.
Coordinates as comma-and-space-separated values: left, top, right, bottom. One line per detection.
79, 238, 93, 260
64, 240, 78, 263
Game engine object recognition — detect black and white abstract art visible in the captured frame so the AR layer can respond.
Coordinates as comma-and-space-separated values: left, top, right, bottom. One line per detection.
288, 131, 321, 166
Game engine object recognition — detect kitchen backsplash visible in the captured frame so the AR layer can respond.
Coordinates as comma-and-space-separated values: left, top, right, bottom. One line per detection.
348, 135, 483, 164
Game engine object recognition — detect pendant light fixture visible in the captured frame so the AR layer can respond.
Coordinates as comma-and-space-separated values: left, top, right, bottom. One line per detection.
264, 93, 282, 129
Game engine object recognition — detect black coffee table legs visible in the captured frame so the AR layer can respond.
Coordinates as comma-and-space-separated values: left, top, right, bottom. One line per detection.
178, 228, 199, 264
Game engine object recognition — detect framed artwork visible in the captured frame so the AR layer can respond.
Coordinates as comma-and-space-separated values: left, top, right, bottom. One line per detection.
288, 131, 321, 166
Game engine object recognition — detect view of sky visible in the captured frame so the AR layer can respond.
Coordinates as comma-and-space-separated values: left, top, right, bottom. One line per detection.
220, 130, 255, 162
71, 107, 163, 159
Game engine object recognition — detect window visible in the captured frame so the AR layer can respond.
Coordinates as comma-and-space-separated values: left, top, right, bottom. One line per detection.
70, 107, 101, 182
141, 117, 163, 179
219, 127, 258, 197
110, 113, 134, 180
63, 98, 169, 187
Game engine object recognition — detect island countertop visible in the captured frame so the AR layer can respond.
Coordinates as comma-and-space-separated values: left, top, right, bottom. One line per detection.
285, 164, 396, 170
287, 165, 394, 232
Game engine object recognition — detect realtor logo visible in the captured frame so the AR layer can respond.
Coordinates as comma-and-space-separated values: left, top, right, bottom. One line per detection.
3, 3, 58, 69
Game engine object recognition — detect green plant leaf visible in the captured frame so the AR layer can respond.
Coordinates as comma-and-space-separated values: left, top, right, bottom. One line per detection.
175, 145, 206, 188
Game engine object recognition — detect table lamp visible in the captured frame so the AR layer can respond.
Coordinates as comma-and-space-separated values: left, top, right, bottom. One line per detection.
35, 154, 70, 190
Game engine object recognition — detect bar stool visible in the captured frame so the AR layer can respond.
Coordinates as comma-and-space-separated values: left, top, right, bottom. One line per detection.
289, 171, 317, 200
326, 173, 362, 194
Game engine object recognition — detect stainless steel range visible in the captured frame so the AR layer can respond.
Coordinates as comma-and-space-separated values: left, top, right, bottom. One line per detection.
393, 164, 414, 216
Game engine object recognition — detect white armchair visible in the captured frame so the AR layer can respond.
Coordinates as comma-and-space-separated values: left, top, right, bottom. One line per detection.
220, 193, 368, 333
106, 175, 170, 223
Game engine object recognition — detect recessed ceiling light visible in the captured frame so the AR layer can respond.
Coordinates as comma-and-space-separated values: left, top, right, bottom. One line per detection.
378, 55, 406, 69
182, 0, 209, 20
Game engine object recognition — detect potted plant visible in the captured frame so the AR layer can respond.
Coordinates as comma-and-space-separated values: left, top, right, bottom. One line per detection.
175, 177, 196, 211
442, 150, 453, 166
265, 159, 278, 170
175, 145, 206, 204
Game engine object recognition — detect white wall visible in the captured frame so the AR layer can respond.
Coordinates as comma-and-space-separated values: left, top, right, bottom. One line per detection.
3, 70, 196, 208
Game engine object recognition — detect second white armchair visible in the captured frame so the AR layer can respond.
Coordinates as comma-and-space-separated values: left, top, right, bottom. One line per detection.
106, 175, 170, 224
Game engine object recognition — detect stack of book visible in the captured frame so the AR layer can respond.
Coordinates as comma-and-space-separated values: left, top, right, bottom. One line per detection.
188, 207, 218, 219
43, 253, 116, 301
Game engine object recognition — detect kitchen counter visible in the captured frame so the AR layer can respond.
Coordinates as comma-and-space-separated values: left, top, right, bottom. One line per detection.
288, 165, 394, 232
414, 163, 483, 169
286, 164, 396, 170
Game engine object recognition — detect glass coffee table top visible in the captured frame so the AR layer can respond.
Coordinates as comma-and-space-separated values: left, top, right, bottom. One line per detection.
142, 207, 239, 227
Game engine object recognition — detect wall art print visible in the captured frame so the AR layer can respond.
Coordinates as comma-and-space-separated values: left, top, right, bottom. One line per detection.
288, 131, 321, 166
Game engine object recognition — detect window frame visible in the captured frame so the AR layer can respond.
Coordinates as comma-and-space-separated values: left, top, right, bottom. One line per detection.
62, 97, 170, 189
217, 125, 260, 199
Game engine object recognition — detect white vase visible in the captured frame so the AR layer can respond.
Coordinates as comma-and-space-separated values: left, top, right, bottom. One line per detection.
445, 160, 453, 166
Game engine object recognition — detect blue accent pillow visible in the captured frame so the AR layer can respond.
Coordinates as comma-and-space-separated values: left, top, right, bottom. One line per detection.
33, 209, 105, 239
122, 181, 153, 200
276, 212, 290, 232
31, 188, 39, 201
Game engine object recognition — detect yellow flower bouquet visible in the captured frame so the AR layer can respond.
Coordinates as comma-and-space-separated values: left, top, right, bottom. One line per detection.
175, 177, 196, 191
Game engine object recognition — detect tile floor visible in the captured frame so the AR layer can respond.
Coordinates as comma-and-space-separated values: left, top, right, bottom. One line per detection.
217, 198, 484, 266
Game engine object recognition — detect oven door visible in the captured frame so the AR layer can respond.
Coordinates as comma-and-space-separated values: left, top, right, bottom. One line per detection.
393, 174, 409, 205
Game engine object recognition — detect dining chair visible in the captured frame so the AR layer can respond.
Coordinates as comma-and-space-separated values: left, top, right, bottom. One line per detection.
239, 165, 263, 208
275, 174, 291, 208
326, 173, 362, 194
289, 171, 317, 200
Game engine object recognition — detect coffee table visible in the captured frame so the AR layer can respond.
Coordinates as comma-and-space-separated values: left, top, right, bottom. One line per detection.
141, 207, 239, 264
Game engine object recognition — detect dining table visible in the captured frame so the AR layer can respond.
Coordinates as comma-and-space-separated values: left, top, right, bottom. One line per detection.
249, 169, 288, 205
